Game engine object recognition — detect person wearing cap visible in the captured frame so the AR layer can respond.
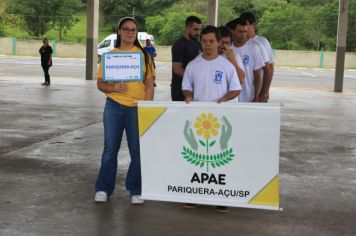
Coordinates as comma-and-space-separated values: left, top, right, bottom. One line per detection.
38, 38, 53, 86
94, 17, 155, 205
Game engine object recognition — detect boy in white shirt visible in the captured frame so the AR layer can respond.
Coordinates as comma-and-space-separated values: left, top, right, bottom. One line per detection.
218, 26, 245, 85
182, 26, 241, 103
227, 18, 265, 103
182, 25, 242, 213
241, 12, 275, 102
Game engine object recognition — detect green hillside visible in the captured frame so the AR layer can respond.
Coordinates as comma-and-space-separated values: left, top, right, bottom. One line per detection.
0, 0, 113, 43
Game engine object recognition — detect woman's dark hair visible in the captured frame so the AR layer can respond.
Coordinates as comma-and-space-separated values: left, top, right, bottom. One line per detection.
115, 17, 151, 76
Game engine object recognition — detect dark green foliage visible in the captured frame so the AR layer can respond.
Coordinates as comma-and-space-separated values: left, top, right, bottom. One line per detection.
2, 0, 356, 50
181, 146, 235, 171
4, 0, 82, 37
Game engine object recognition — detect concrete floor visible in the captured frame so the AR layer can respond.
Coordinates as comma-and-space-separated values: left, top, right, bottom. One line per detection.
0, 75, 356, 236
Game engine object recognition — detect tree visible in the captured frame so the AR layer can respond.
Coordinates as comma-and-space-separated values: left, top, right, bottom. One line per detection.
99, 0, 179, 34
50, 0, 82, 40
347, 0, 356, 51
4, 0, 82, 38
99, 0, 146, 32
143, 0, 177, 15
219, 0, 287, 25
258, 3, 315, 50
145, 2, 206, 45
0, 15, 4, 37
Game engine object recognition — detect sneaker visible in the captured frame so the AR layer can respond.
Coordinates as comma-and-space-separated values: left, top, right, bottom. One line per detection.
41, 82, 47, 86
131, 195, 144, 205
183, 203, 200, 209
216, 206, 229, 213
94, 191, 107, 203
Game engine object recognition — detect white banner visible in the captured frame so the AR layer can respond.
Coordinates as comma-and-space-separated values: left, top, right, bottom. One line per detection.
138, 102, 280, 210
103, 52, 143, 82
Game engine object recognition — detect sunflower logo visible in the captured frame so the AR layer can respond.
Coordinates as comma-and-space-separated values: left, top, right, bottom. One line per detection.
181, 113, 235, 172
194, 113, 220, 154
194, 113, 221, 139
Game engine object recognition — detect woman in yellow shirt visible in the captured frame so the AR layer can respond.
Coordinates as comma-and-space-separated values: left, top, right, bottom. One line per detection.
95, 17, 154, 204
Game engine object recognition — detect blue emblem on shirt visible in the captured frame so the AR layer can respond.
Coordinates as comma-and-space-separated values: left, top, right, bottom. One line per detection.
214, 70, 223, 84
243, 55, 250, 66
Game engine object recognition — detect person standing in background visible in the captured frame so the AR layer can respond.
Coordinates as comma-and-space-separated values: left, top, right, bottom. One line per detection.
218, 26, 245, 85
143, 38, 157, 87
240, 12, 275, 102
228, 18, 265, 103
171, 16, 202, 101
39, 38, 53, 86
143, 38, 157, 67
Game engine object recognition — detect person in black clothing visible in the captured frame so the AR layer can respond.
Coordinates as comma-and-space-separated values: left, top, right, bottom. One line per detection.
39, 38, 53, 86
171, 16, 202, 101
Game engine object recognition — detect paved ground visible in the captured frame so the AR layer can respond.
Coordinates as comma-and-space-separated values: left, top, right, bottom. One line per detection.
0, 58, 356, 236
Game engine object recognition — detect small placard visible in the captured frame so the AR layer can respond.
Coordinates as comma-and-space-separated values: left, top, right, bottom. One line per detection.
103, 52, 143, 82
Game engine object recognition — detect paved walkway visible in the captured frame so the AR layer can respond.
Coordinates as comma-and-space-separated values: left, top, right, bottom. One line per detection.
0, 75, 355, 236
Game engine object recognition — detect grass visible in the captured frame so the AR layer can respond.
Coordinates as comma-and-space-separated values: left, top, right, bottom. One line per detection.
44, 12, 115, 43
1, 0, 114, 43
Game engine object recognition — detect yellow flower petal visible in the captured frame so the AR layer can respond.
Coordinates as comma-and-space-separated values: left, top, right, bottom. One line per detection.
201, 113, 207, 119
211, 128, 218, 136
208, 113, 213, 119
197, 128, 204, 135
213, 123, 221, 129
204, 131, 211, 139
194, 122, 201, 129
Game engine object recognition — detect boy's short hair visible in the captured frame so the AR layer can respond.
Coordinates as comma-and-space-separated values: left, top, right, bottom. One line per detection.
185, 16, 202, 27
225, 18, 247, 31
200, 25, 221, 41
218, 26, 232, 39
240, 12, 257, 24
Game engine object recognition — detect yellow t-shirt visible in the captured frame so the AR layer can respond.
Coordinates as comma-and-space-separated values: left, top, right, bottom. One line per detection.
98, 46, 154, 107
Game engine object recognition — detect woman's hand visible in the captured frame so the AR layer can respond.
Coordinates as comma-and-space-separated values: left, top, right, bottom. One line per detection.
112, 82, 127, 93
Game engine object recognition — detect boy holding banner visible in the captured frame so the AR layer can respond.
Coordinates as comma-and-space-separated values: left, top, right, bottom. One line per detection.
182, 25, 242, 212
182, 25, 241, 104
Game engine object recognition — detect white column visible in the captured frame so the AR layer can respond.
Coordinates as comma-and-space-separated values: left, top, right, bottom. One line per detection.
207, 0, 219, 26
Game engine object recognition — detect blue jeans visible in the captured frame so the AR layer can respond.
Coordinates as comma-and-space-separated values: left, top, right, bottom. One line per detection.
95, 98, 141, 196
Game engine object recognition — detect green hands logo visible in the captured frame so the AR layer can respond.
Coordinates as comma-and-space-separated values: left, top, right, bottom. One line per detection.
181, 113, 235, 172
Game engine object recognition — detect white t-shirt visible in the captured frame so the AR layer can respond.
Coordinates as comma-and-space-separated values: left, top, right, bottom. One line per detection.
249, 39, 269, 64
221, 52, 245, 77
231, 43, 265, 102
182, 54, 241, 102
252, 35, 275, 64
249, 36, 275, 92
